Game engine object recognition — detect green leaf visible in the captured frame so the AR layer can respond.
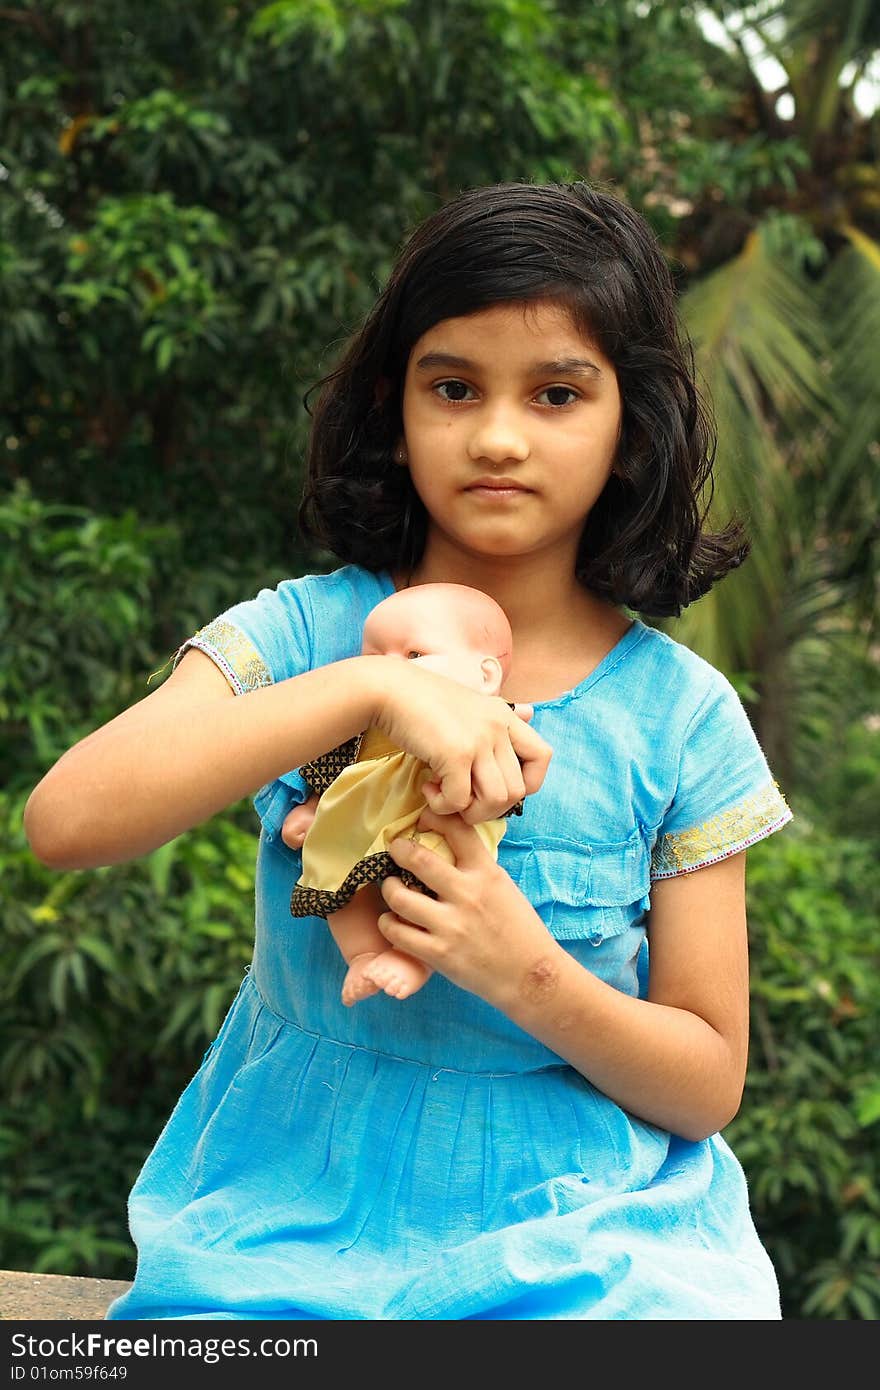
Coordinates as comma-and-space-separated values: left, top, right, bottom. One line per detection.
156, 336, 175, 372
855, 1088, 880, 1128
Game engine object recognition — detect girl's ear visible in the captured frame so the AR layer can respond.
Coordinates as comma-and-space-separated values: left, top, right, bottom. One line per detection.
480, 655, 504, 696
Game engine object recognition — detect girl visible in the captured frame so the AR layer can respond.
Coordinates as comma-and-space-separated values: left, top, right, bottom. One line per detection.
25, 179, 793, 1321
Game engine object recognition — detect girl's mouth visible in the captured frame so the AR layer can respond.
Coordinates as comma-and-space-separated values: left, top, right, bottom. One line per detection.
465, 478, 532, 497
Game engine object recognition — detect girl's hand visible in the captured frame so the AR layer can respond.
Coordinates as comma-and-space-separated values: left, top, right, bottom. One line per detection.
378, 810, 557, 1004
363, 657, 551, 824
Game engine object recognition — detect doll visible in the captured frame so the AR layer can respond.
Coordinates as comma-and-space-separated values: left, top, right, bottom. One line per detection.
285, 583, 519, 1006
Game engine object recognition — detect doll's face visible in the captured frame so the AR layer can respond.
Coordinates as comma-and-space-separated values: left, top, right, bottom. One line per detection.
362, 585, 510, 696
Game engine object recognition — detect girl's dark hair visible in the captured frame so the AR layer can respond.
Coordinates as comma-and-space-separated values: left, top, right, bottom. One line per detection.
298, 180, 748, 617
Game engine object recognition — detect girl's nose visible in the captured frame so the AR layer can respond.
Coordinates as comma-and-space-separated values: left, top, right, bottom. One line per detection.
467, 408, 530, 464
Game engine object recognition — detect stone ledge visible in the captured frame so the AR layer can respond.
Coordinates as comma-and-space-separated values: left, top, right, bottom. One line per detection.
0, 1268, 132, 1322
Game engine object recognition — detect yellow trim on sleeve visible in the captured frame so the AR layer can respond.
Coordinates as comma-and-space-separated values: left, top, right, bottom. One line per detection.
651, 782, 792, 878
173, 618, 272, 694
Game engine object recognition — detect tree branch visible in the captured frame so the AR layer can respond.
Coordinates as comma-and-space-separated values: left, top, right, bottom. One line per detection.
0, 8, 57, 49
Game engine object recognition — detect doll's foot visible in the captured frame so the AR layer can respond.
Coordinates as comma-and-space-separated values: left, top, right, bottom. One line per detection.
341, 954, 383, 1006
362, 949, 432, 1001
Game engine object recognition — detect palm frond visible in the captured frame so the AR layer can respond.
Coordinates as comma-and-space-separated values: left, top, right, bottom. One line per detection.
820, 226, 880, 532
670, 220, 832, 674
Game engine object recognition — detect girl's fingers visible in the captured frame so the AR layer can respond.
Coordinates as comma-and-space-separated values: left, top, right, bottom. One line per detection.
495, 735, 528, 806
420, 777, 442, 805
385, 817, 484, 903
424, 758, 474, 815
466, 752, 511, 824
508, 719, 552, 797
380, 869, 448, 924
412, 810, 487, 868
377, 909, 435, 962
437, 709, 548, 820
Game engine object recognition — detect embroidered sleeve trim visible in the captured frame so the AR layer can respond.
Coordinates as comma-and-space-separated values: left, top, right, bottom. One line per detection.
650, 781, 793, 879
172, 618, 273, 695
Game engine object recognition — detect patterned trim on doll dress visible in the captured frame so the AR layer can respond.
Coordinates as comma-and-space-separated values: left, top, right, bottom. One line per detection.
291, 852, 433, 917
299, 736, 363, 794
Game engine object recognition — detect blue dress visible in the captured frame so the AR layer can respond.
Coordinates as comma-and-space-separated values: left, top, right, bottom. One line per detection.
107, 565, 793, 1321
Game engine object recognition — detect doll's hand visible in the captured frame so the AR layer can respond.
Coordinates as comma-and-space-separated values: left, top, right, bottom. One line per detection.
280, 792, 319, 850
378, 810, 556, 1006
364, 658, 551, 824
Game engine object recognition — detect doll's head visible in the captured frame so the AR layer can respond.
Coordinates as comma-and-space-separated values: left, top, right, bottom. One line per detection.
361, 584, 512, 697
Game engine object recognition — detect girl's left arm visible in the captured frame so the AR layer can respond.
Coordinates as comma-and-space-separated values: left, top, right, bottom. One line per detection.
381, 812, 749, 1143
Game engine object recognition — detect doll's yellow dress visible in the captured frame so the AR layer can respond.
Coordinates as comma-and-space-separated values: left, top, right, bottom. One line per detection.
290, 726, 508, 917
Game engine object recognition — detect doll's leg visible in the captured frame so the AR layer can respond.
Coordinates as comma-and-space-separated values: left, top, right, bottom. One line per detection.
329, 882, 432, 1006
280, 793, 319, 850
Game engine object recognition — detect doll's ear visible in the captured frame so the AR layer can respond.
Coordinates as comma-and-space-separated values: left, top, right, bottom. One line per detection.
480, 655, 504, 696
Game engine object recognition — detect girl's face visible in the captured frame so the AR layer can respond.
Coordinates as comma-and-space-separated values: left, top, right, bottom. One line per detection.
400, 300, 622, 572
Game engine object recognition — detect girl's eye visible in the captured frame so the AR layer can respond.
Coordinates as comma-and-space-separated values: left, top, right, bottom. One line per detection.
537, 385, 579, 407
435, 380, 474, 403
406, 651, 422, 659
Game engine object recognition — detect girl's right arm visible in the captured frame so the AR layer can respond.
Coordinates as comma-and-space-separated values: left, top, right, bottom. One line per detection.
24, 648, 550, 870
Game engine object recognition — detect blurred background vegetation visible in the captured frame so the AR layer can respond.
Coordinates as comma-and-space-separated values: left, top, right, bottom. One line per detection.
1, 0, 878, 1318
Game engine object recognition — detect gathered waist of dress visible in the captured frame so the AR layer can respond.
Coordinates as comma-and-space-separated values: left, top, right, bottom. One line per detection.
246, 950, 574, 1077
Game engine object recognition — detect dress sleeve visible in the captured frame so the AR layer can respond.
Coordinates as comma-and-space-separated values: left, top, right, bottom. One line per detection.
171, 579, 314, 691
170, 578, 319, 834
650, 672, 793, 879
167, 566, 393, 840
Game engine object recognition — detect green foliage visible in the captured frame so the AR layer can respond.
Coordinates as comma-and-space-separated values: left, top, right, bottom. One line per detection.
785, 617, 880, 839
0, 0, 740, 569
730, 825, 880, 1320
1, 484, 260, 1276
61, 193, 236, 375
0, 481, 170, 780
1, 764, 258, 1280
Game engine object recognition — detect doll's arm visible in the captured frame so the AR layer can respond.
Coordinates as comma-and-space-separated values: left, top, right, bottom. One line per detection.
280, 793, 319, 850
